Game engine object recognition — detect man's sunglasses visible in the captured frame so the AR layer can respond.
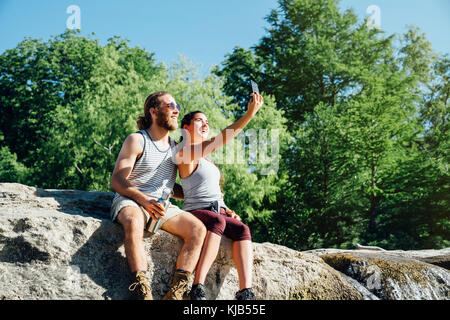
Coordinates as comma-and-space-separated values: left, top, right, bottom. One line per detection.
163, 102, 181, 112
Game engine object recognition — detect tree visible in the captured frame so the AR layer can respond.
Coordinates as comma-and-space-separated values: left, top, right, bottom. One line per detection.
0, 31, 166, 190
0, 146, 29, 183
215, 0, 391, 125
215, 0, 448, 250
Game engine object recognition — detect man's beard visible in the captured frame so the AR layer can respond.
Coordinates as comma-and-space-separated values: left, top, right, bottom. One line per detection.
156, 109, 178, 131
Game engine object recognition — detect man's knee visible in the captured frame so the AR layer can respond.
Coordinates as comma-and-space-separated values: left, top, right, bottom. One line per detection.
162, 212, 206, 244
117, 207, 145, 235
189, 218, 207, 244
182, 215, 207, 245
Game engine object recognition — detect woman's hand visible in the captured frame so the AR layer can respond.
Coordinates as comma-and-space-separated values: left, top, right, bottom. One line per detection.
247, 92, 264, 115
225, 207, 241, 221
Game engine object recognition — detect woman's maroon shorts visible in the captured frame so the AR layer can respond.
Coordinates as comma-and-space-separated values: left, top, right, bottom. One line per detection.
189, 207, 251, 241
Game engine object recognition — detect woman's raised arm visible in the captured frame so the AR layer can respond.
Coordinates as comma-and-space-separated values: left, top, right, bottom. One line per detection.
177, 92, 263, 163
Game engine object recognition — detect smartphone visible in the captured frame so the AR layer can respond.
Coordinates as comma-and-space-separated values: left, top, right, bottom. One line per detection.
250, 80, 259, 94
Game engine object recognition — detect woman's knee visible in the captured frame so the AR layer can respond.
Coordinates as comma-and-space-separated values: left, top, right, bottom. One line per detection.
241, 224, 252, 241
237, 223, 251, 240
228, 222, 252, 241
208, 214, 226, 236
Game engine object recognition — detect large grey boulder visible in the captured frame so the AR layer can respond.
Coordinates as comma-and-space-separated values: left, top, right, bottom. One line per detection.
0, 183, 361, 300
306, 248, 450, 299
0, 183, 448, 300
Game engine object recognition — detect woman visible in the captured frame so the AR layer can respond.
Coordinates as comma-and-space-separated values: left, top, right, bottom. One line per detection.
175, 92, 263, 300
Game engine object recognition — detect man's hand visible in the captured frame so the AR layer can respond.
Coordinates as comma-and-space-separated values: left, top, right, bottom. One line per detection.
225, 207, 241, 221
143, 199, 165, 221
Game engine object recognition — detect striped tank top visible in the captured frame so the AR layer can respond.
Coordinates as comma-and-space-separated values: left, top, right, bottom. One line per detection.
112, 129, 177, 202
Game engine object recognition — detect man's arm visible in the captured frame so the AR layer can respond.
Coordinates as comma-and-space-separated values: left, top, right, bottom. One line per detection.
110, 133, 164, 219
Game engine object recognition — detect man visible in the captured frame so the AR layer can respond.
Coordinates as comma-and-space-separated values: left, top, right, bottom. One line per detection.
110, 91, 206, 300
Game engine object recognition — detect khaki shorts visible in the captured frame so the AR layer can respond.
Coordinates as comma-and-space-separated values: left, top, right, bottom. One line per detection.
110, 195, 185, 229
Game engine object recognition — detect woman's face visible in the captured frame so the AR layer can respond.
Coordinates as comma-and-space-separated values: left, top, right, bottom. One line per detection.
185, 112, 209, 142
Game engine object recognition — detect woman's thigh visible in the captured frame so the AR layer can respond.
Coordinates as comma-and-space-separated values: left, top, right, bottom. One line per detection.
189, 209, 226, 236
222, 215, 252, 241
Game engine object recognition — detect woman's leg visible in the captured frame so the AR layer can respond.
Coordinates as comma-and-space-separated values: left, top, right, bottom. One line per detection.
189, 210, 226, 285
233, 240, 253, 290
232, 240, 253, 290
221, 211, 253, 290
193, 231, 222, 285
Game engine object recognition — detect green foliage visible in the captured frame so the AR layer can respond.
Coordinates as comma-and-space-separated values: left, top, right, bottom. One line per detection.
216, 0, 449, 250
0, 146, 29, 183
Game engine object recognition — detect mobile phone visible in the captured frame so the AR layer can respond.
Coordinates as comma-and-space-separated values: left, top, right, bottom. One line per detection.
250, 80, 259, 94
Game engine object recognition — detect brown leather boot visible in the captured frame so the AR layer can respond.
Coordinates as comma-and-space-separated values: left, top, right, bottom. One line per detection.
128, 271, 153, 300
162, 270, 191, 300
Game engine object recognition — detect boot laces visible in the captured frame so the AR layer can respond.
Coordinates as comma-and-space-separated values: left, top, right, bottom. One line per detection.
129, 273, 150, 296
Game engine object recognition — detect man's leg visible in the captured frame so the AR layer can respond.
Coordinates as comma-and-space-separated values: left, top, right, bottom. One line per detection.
159, 212, 206, 300
161, 212, 207, 273
116, 206, 153, 299
116, 206, 148, 272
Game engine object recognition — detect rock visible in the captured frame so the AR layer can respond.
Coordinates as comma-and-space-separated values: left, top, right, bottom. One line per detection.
355, 243, 386, 251
1, 183, 448, 300
320, 252, 450, 300
306, 248, 450, 270
383, 249, 450, 270
0, 183, 362, 300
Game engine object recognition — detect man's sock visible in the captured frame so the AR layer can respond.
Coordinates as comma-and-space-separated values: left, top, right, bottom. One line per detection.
175, 269, 189, 274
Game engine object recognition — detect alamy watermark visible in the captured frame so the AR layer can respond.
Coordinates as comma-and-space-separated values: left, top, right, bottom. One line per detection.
366, 272, 382, 290
366, 5, 381, 30
64, 264, 82, 290
173, 128, 280, 175
66, 5, 81, 30
65, 4, 381, 35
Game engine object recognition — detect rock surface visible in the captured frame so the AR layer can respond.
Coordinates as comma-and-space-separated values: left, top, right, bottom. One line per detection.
320, 252, 449, 300
0, 183, 448, 300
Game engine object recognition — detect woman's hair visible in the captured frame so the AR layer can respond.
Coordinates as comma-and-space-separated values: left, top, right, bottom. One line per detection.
180, 110, 205, 129
137, 91, 169, 130
179, 110, 205, 142
180, 110, 225, 191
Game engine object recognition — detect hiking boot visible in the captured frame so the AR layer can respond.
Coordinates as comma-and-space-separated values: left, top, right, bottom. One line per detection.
235, 288, 255, 300
128, 271, 153, 300
190, 283, 207, 300
162, 270, 191, 300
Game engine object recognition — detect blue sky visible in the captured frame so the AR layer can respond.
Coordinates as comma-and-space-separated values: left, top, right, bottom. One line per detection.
0, 0, 448, 76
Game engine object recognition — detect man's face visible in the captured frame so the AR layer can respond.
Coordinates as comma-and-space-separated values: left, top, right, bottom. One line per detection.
154, 94, 179, 131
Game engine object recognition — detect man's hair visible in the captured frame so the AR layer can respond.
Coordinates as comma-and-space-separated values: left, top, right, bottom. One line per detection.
137, 91, 169, 130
